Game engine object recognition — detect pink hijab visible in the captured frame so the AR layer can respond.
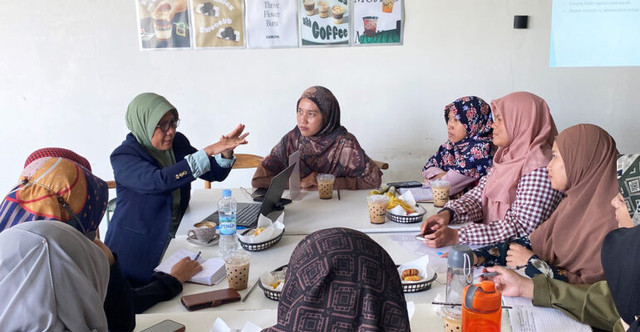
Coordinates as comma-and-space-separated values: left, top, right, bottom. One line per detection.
483, 92, 557, 222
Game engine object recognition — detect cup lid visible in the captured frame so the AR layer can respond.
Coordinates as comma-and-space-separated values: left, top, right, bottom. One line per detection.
447, 244, 473, 268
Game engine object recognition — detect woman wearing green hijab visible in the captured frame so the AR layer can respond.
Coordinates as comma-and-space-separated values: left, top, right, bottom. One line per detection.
105, 92, 248, 285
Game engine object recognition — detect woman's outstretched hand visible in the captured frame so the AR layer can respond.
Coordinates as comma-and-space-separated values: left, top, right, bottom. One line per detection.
204, 124, 249, 158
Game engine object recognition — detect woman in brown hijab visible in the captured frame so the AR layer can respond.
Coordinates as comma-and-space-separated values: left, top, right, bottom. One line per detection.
473, 124, 619, 284
252, 86, 382, 190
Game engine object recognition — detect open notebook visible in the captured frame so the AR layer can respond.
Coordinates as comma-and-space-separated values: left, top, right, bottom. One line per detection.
154, 249, 226, 286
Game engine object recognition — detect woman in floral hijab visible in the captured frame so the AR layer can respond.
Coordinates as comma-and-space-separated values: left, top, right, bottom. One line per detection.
422, 96, 495, 195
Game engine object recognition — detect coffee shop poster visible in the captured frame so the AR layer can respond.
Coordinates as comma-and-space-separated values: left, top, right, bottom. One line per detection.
300, 0, 350, 46
136, 0, 192, 49
246, 0, 298, 48
192, 0, 245, 48
353, 0, 403, 45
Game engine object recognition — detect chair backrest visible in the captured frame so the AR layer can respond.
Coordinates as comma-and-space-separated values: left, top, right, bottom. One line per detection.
204, 153, 264, 189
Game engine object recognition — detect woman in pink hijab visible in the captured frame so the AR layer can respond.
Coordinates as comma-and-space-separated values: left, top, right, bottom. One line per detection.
421, 92, 564, 247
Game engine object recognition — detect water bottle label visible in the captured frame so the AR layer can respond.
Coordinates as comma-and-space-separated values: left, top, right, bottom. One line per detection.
219, 215, 236, 235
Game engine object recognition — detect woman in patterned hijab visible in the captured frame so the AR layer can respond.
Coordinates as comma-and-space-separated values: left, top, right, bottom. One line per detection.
263, 228, 410, 332
252, 86, 382, 190
0, 155, 108, 236
422, 96, 495, 194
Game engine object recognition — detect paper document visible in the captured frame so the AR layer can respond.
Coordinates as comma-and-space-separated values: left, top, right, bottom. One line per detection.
503, 296, 591, 332
398, 187, 433, 202
155, 249, 226, 285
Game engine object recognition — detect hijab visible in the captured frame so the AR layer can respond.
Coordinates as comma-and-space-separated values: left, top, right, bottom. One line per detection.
263, 228, 410, 332
483, 92, 557, 221
602, 226, 640, 331
24, 147, 92, 171
261, 86, 375, 179
0, 157, 108, 236
530, 124, 619, 284
423, 96, 495, 179
0, 221, 109, 331
125, 92, 178, 168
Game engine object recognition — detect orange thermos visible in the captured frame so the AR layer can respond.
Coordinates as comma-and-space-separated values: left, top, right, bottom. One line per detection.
461, 280, 502, 332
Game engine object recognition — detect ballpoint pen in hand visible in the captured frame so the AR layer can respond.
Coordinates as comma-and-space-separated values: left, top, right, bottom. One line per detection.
194, 251, 201, 262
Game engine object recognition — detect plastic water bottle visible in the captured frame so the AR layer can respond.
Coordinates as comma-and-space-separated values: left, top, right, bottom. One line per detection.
218, 189, 239, 256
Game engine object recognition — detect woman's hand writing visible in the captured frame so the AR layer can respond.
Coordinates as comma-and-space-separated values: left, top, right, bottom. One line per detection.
170, 257, 203, 283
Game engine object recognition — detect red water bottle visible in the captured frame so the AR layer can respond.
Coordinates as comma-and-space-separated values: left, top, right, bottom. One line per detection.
462, 280, 502, 332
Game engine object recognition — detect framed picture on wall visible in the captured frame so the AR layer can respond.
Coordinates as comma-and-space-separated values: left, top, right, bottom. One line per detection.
136, 0, 192, 50
299, 0, 350, 46
352, 0, 403, 46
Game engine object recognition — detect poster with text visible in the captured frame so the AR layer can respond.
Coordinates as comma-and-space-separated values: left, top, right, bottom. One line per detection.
192, 0, 245, 48
353, 0, 403, 45
247, 0, 298, 48
136, 0, 191, 49
300, 0, 350, 46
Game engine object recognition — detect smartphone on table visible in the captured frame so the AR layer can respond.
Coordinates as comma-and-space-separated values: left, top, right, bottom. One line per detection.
139, 319, 185, 332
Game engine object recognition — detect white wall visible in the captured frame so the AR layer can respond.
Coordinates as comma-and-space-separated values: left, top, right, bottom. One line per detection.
2, 0, 639, 194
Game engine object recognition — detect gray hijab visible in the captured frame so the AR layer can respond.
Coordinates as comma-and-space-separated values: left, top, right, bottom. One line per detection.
0, 221, 109, 331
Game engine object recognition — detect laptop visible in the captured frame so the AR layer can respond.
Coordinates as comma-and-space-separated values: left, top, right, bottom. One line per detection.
202, 163, 296, 228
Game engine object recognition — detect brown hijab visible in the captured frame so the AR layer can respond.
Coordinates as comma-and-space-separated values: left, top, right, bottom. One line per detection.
253, 86, 381, 189
483, 92, 557, 221
530, 124, 619, 284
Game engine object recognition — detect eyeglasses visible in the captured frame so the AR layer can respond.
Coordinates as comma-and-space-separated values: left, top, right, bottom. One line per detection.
156, 118, 180, 132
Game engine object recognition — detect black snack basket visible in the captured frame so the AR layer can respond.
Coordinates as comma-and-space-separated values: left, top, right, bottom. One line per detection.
258, 265, 288, 301
386, 205, 426, 224
238, 227, 284, 251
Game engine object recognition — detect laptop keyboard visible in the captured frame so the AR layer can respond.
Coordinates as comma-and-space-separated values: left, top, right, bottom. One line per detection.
236, 203, 261, 226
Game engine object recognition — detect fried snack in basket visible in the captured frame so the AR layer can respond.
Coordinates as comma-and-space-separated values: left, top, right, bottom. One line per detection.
401, 268, 420, 279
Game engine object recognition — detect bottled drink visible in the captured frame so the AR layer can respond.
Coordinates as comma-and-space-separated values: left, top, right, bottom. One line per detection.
443, 244, 474, 331
462, 281, 502, 332
218, 189, 239, 256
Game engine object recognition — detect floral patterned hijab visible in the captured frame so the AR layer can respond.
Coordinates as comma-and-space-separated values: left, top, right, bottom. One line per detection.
422, 96, 495, 179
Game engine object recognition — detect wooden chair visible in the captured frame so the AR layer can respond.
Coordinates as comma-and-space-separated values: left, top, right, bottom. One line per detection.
204, 153, 264, 189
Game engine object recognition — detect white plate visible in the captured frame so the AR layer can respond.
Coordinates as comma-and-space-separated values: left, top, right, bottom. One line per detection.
187, 236, 219, 247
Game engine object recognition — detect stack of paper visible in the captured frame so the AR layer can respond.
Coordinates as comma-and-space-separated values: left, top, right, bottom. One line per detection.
503, 296, 591, 332
155, 249, 226, 286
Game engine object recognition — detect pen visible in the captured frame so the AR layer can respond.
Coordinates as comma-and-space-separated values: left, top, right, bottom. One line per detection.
431, 301, 512, 309
194, 251, 201, 261
337, 189, 341, 200
478, 265, 526, 278
242, 279, 260, 302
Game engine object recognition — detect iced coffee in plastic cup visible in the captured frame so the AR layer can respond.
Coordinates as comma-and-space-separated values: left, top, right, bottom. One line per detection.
224, 250, 251, 290
367, 194, 389, 224
431, 180, 451, 207
317, 174, 335, 199
303, 0, 315, 16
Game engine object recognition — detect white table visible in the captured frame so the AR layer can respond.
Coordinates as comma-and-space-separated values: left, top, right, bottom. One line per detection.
139, 231, 513, 331
176, 189, 441, 237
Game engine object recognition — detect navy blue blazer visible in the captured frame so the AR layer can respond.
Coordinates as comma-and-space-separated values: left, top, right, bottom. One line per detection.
105, 132, 232, 284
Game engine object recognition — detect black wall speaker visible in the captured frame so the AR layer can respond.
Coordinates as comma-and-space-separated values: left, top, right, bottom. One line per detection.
514, 15, 528, 29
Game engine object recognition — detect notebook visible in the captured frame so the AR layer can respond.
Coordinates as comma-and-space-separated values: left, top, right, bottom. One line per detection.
154, 249, 226, 286
202, 163, 296, 228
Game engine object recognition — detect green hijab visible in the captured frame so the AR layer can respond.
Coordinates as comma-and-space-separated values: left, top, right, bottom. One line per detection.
126, 92, 178, 168
126, 93, 182, 236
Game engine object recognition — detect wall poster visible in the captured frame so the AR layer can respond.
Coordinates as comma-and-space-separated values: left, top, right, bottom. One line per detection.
192, 0, 245, 48
246, 0, 299, 48
353, 0, 403, 45
136, 0, 191, 49
299, 0, 350, 46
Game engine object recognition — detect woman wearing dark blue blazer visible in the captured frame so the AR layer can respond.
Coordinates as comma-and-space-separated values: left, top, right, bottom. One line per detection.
105, 92, 248, 285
